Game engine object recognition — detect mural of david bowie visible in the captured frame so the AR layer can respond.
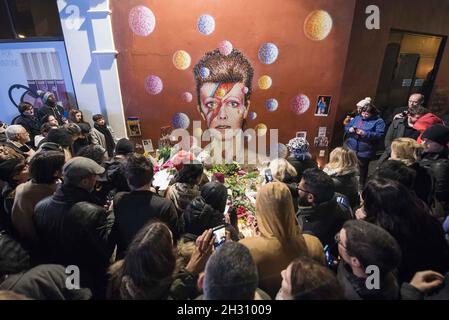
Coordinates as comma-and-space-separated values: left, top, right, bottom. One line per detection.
192, 48, 268, 166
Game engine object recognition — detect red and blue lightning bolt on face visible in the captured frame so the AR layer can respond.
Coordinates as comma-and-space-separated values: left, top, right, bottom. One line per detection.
199, 82, 247, 136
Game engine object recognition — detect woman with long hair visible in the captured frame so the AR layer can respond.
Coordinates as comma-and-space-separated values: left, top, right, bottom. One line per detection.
360, 178, 449, 283
240, 182, 325, 298
324, 147, 360, 209
107, 221, 214, 300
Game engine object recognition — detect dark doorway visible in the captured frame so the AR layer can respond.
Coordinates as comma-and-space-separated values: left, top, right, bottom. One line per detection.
375, 30, 446, 122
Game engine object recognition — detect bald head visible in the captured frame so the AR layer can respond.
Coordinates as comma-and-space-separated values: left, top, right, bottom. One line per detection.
408, 93, 424, 109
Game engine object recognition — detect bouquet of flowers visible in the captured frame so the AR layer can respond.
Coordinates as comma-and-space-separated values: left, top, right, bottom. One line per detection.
208, 163, 263, 237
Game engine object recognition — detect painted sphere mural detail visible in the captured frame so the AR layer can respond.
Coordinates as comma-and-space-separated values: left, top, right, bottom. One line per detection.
255, 123, 268, 136
258, 75, 272, 90
291, 94, 310, 115
218, 40, 233, 56
128, 5, 156, 37
144, 75, 163, 95
197, 14, 215, 35
304, 10, 333, 41
266, 98, 279, 112
173, 50, 192, 70
200, 67, 210, 79
181, 92, 193, 103
172, 112, 190, 129
248, 112, 257, 120
258, 43, 279, 65
242, 86, 249, 94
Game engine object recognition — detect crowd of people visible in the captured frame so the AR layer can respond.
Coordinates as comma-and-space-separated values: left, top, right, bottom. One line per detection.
0, 91, 448, 300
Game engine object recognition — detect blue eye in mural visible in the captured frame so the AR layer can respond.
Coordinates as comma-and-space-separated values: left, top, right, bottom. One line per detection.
128, 5, 156, 37
144, 75, 163, 95
172, 112, 191, 129
197, 14, 216, 35
266, 98, 279, 112
258, 43, 279, 65
291, 94, 310, 115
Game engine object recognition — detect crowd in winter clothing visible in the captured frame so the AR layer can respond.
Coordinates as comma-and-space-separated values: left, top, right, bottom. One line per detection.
0, 92, 448, 301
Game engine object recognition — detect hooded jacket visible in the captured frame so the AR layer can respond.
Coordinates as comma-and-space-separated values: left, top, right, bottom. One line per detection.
165, 182, 200, 232
240, 182, 325, 298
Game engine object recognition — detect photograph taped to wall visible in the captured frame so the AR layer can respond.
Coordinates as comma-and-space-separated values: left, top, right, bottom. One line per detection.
127, 118, 141, 137
318, 127, 327, 137
319, 150, 326, 157
296, 131, 307, 139
315, 95, 332, 116
314, 136, 329, 148
142, 139, 153, 153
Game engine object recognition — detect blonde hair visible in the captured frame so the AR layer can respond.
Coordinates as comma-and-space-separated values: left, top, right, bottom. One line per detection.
390, 138, 424, 165
325, 147, 358, 172
269, 158, 297, 182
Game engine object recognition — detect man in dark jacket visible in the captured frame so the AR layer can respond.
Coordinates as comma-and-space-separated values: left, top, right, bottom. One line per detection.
296, 168, 352, 250
37, 91, 65, 126
33, 157, 115, 297
336, 220, 402, 300
12, 102, 41, 148
378, 107, 425, 164
112, 154, 179, 259
419, 124, 449, 215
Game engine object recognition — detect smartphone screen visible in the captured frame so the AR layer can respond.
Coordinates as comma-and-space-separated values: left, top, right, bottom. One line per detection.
264, 168, 273, 183
213, 225, 226, 248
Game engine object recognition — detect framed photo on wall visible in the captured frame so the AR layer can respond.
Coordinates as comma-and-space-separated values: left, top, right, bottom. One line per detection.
127, 117, 142, 137
315, 95, 332, 117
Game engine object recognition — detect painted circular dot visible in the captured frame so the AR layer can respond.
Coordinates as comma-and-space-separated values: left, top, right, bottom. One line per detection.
266, 98, 279, 112
291, 94, 310, 115
304, 10, 333, 41
200, 67, 210, 79
172, 112, 190, 129
255, 123, 268, 136
218, 40, 233, 56
258, 75, 273, 90
258, 43, 279, 65
197, 14, 215, 35
242, 87, 249, 94
128, 5, 156, 37
173, 50, 191, 70
248, 112, 257, 120
144, 75, 163, 95
181, 92, 193, 103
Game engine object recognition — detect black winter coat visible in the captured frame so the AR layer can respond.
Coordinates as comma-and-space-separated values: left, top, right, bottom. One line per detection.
33, 183, 115, 295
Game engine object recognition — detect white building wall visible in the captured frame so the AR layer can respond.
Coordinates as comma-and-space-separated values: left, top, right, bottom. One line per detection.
57, 0, 127, 138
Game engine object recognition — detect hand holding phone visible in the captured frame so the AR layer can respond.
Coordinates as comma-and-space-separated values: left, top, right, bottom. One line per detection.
264, 168, 273, 183
212, 225, 227, 249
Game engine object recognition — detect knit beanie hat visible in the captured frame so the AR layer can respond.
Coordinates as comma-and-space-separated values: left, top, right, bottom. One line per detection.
356, 97, 372, 109
38, 91, 54, 104
287, 137, 311, 160
422, 124, 449, 146
115, 138, 134, 155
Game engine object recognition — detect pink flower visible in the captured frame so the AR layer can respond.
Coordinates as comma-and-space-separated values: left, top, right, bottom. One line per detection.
247, 214, 255, 225
237, 170, 247, 176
